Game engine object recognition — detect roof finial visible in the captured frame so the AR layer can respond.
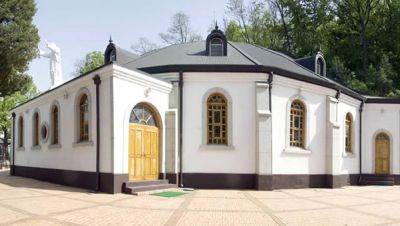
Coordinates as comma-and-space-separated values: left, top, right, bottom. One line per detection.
215, 21, 219, 30
109, 35, 113, 43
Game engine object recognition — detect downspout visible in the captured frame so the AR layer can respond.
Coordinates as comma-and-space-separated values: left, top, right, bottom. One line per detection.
358, 101, 364, 184
11, 112, 16, 176
93, 75, 101, 191
178, 71, 184, 187
268, 72, 274, 112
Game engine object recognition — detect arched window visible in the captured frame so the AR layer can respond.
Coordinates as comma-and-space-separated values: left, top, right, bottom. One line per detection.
316, 58, 324, 76
290, 100, 306, 148
33, 112, 39, 146
345, 113, 353, 153
210, 38, 223, 56
18, 116, 24, 148
51, 105, 59, 144
79, 94, 89, 141
109, 49, 116, 62
130, 104, 157, 126
207, 93, 227, 145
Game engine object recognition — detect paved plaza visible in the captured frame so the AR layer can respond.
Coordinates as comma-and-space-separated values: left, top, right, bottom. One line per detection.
1, 171, 400, 225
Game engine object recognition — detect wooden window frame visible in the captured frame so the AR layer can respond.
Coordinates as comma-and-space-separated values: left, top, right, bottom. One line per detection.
79, 94, 89, 142
345, 113, 353, 153
52, 105, 59, 145
33, 112, 40, 146
207, 93, 228, 145
18, 116, 24, 148
289, 99, 306, 148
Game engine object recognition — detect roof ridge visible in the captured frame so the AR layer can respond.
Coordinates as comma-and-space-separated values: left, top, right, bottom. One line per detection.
227, 42, 260, 65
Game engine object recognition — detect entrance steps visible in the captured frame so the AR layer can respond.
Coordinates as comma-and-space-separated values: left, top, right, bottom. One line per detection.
359, 174, 395, 186
122, 179, 176, 195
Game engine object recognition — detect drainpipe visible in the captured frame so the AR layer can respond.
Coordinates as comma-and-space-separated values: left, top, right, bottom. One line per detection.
268, 72, 274, 112
358, 101, 364, 184
11, 112, 16, 176
93, 75, 101, 191
178, 71, 184, 187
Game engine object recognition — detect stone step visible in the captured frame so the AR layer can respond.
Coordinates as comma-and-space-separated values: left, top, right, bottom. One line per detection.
359, 175, 394, 186
123, 183, 177, 194
124, 179, 169, 187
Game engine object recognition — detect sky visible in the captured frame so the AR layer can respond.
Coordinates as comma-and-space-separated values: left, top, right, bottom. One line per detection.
29, 0, 229, 91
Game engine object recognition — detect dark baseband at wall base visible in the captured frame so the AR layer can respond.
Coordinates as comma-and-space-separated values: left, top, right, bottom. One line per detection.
12, 166, 370, 192
165, 173, 178, 184
257, 174, 359, 190
182, 173, 256, 189
327, 174, 359, 188
13, 165, 128, 194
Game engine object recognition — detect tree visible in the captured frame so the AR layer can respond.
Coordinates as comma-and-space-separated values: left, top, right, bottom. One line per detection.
131, 38, 159, 55
159, 12, 202, 44
334, 0, 378, 79
0, 81, 38, 164
0, 0, 40, 97
74, 51, 104, 76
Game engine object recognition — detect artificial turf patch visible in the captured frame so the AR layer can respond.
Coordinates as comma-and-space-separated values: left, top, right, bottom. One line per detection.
151, 191, 187, 197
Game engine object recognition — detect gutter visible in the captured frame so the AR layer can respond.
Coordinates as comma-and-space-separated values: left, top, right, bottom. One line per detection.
11, 112, 16, 176
178, 71, 184, 187
358, 101, 364, 184
93, 75, 101, 191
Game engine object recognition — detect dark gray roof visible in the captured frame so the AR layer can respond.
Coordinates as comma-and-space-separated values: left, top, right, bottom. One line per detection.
295, 56, 316, 72
115, 47, 139, 65
123, 41, 256, 69
117, 41, 364, 100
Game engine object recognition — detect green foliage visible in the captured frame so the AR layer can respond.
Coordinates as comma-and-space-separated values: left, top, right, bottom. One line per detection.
0, 0, 39, 97
224, 0, 400, 97
0, 80, 38, 159
74, 51, 105, 76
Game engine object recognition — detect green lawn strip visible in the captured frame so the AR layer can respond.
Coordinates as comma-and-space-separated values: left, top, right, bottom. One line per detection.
151, 191, 187, 197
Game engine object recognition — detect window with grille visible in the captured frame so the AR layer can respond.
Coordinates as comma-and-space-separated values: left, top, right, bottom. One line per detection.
207, 93, 227, 145
345, 113, 352, 153
18, 116, 24, 147
290, 100, 305, 148
209, 38, 223, 56
129, 104, 157, 126
79, 94, 89, 141
33, 112, 39, 146
52, 106, 59, 144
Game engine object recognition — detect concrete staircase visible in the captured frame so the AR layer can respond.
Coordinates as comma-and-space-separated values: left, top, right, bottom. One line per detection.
122, 179, 176, 195
359, 174, 395, 186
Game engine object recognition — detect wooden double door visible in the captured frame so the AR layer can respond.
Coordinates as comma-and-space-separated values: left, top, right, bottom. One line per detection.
375, 132, 390, 174
128, 124, 159, 180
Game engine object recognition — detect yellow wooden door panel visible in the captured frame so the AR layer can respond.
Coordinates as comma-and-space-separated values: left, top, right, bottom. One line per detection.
375, 135, 390, 174
128, 124, 159, 181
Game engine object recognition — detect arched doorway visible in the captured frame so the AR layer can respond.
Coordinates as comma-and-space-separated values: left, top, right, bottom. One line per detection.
128, 103, 160, 180
375, 132, 390, 174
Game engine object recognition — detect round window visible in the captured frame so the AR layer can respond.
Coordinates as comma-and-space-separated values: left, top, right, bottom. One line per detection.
40, 122, 49, 143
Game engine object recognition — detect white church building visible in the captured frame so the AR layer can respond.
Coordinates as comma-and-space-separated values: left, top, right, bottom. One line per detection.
10, 27, 400, 193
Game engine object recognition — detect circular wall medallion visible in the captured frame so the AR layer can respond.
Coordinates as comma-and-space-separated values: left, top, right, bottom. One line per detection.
40, 122, 49, 143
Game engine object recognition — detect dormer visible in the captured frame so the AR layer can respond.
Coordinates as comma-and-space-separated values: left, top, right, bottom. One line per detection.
104, 37, 117, 63
295, 50, 326, 77
315, 51, 326, 77
206, 24, 227, 56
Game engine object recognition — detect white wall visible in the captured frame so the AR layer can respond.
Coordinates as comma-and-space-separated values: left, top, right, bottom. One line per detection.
363, 103, 400, 174
13, 65, 114, 173
271, 76, 361, 175
181, 72, 266, 174
112, 65, 172, 174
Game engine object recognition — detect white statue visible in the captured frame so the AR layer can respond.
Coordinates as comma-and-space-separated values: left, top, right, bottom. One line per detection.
40, 41, 63, 89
